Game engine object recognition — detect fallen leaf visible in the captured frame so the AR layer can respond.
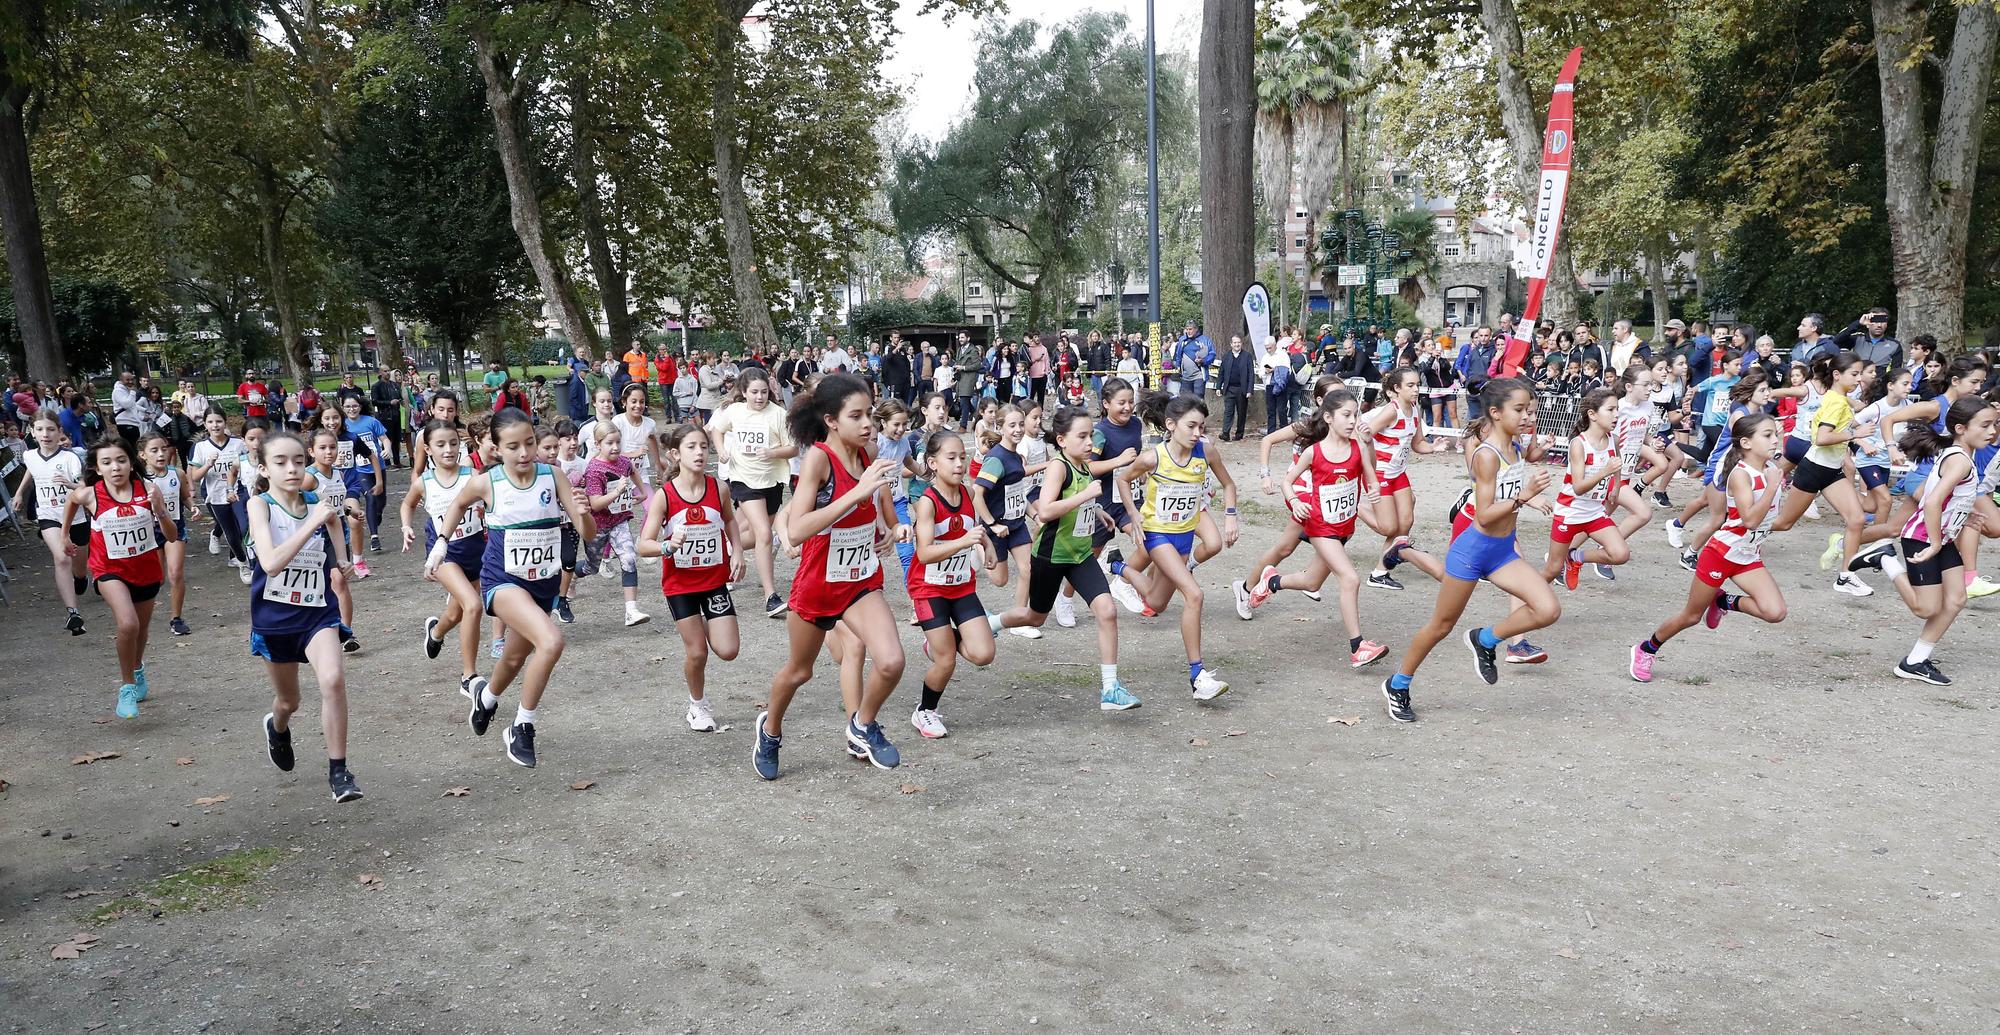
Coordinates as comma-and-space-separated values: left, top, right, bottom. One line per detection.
1327, 716, 1361, 726
443, 786, 471, 797
60, 890, 103, 900
174, 757, 195, 766
898, 783, 924, 795
1224, 729, 1248, 737
358, 873, 383, 887
69, 933, 99, 945
70, 751, 122, 765
1189, 737, 1211, 748
568, 780, 595, 791
191, 794, 230, 807
1552, 946, 1579, 960
50, 943, 81, 960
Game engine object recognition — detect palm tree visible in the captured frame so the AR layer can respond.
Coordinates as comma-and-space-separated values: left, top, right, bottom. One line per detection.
1254, 1, 1362, 332
1255, 13, 1300, 327
1385, 207, 1440, 311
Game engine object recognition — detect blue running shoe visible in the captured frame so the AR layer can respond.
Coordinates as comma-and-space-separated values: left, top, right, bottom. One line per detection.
116, 684, 140, 719
132, 665, 149, 701
846, 714, 900, 770
1099, 683, 1142, 711
752, 710, 782, 780
1505, 640, 1548, 664
489, 637, 506, 660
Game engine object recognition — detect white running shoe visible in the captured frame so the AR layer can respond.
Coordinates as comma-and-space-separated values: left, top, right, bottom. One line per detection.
1053, 592, 1078, 628
238, 563, 253, 586
1665, 520, 1685, 549
1009, 624, 1043, 639
1805, 502, 1822, 520
1301, 589, 1323, 602
625, 605, 652, 627
1835, 572, 1873, 597
1191, 669, 1230, 701
1232, 579, 1254, 621
686, 697, 718, 732
208, 532, 222, 556
910, 708, 948, 739
1107, 573, 1146, 615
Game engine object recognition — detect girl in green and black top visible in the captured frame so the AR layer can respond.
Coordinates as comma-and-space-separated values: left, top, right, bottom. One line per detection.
986, 406, 1142, 711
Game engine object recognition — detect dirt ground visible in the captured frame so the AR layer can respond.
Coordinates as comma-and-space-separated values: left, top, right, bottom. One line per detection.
3, 442, 1998, 1034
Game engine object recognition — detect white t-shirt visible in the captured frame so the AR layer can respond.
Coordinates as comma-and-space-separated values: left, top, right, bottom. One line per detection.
24, 447, 85, 523
614, 414, 656, 458
717, 401, 791, 489
190, 437, 244, 505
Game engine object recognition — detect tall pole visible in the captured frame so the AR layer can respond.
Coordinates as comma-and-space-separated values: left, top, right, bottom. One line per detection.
1145, 0, 1161, 324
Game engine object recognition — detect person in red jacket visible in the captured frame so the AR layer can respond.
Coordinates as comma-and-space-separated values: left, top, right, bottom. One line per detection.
238, 373, 270, 419
654, 350, 680, 421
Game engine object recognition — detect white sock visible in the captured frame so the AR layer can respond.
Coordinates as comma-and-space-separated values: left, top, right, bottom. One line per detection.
1906, 640, 1935, 664
514, 705, 537, 726
479, 687, 499, 708
626, 599, 641, 612
1370, 568, 1387, 578
987, 614, 1005, 634
1100, 664, 1118, 692
1569, 548, 1584, 563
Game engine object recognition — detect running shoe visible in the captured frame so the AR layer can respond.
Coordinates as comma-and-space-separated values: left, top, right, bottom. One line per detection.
489, 637, 506, 659
1009, 624, 1043, 639
66, 609, 86, 636
1820, 532, 1844, 570
208, 532, 222, 555
1380, 678, 1416, 723
1191, 669, 1230, 701
1628, 643, 1655, 683
329, 768, 365, 803
752, 710, 781, 780
264, 712, 294, 771
1232, 579, 1254, 620
1099, 683, 1142, 711
1247, 564, 1279, 609
131, 664, 149, 701
845, 715, 900, 769
1703, 591, 1727, 629
115, 683, 140, 720
1300, 589, 1323, 602
170, 616, 191, 637
1594, 564, 1616, 582
1381, 537, 1412, 571
686, 697, 718, 732
343, 637, 361, 655
1562, 556, 1582, 591
1351, 640, 1388, 668
1834, 572, 1873, 597
1804, 501, 1821, 521
553, 597, 575, 625
1651, 490, 1670, 509
1107, 570, 1147, 615
369, 534, 382, 554
468, 690, 499, 736
459, 674, 488, 701
765, 593, 788, 619
503, 722, 537, 768
1894, 659, 1950, 685
1665, 520, 1685, 549
1848, 540, 1896, 572
1053, 592, 1078, 628
1968, 575, 2000, 598
624, 605, 652, 627
424, 616, 444, 659
1678, 549, 1697, 572
1466, 628, 1500, 685
1504, 640, 1547, 664
353, 560, 372, 580
238, 564, 253, 586
1367, 572, 1404, 591
910, 708, 948, 739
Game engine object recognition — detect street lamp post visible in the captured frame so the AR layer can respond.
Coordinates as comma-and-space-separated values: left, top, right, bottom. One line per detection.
1144, 0, 1161, 326
958, 250, 967, 320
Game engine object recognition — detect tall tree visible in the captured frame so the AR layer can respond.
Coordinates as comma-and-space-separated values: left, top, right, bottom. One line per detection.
1871, 0, 1997, 348
1479, 0, 1578, 329
1200, 0, 1256, 342
705, 0, 778, 350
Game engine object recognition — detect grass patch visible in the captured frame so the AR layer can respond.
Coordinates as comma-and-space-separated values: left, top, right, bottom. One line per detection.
1827, 649, 1858, 659
90, 847, 282, 923
1932, 697, 1978, 711
1677, 675, 1711, 686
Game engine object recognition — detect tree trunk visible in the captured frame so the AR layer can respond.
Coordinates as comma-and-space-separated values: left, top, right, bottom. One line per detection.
1644, 244, 1670, 336
711, 1, 780, 350
0, 78, 63, 381
571, 74, 633, 352
367, 297, 401, 370
470, 21, 601, 354
1482, 0, 1579, 329
1872, 0, 1996, 350
1298, 211, 1318, 332
253, 166, 312, 390
1200, 0, 1256, 343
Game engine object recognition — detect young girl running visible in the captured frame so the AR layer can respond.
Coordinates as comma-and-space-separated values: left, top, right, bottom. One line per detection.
1667, 371, 1770, 570
14, 412, 89, 634
1831, 356, 1988, 577
1115, 393, 1240, 701
708, 369, 796, 618
973, 403, 1045, 638
187, 410, 247, 577
612, 383, 663, 498
1248, 389, 1390, 668
1362, 367, 1431, 591
1381, 379, 1561, 723
313, 407, 378, 576
1844, 367, 1909, 541
1602, 366, 1665, 572
1761, 352, 1874, 594
232, 421, 271, 585
427, 408, 595, 769
905, 428, 1001, 735
408, 389, 461, 479
1228, 374, 1346, 619
302, 429, 366, 655
403, 421, 488, 700
1091, 377, 1154, 614
873, 399, 918, 581
586, 421, 651, 627
1544, 388, 1634, 591
1863, 397, 1996, 685
63, 437, 175, 717
139, 433, 194, 636
637, 424, 746, 732
1628, 412, 1787, 683
752, 374, 906, 780
990, 408, 1144, 710
243, 429, 362, 802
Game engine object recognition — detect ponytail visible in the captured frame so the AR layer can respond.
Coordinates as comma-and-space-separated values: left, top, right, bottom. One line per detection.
1899, 396, 1992, 462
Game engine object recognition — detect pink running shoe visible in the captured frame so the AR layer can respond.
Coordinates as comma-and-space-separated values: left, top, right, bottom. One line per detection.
1247, 564, 1279, 608
1703, 591, 1726, 629
1629, 642, 1655, 683
353, 560, 373, 580
1351, 640, 1388, 668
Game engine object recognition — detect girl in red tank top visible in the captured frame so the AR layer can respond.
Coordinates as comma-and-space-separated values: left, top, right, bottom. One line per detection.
905, 429, 998, 740
62, 437, 176, 718
637, 425, 745, 733
754, 374, 907, 781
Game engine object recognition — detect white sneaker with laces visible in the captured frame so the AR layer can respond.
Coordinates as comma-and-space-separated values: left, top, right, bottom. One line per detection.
208, 533, 222, 556
1835, 572, 1873, 597
910, 708, 948, 739
625, 605, 652, 627
1107, 573, 1146, 615
238, 563, 253, 585
1008, 624, 1043, 639
1053, 592, 1078, 628
1191, 669, 1230, 701
685, 697, 718, 732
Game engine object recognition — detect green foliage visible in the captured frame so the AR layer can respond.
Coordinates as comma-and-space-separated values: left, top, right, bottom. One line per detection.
845, 294, 968, 341
0, 277, 141, 375
1592, 280, 1642, 328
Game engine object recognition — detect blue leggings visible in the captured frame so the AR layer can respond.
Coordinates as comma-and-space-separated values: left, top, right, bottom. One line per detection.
893, 496, 915, 577
214, 500, 248, 563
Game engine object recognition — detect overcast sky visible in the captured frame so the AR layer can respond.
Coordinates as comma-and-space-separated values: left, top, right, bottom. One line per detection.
885, 0, 1205, 141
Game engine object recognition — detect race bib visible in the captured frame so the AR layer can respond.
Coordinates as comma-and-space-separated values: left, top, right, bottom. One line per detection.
503, 526, 561, 581
99, 508, 157, 559
1153, 482, 1203, 524
1317, 479, 1359, 524
1724, 529, 1769, 564
264, 538, 326, 608
1620, 445, 1641, 478
1072, 501, 1099, 538
336, 440, 355, 470
608, 483, 635, 516
733, 427, 768, 457
825, 523, 878, 583
1002, 479, 1031, 520
450, 504, 484, 541
155, 483, 182, 522
319, 478, 347, 511
673, 520, 724, 568
924, 546, 972, 587
36, 479, 67, 514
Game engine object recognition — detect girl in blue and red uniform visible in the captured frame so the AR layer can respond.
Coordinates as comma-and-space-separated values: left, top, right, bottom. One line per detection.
637, 424, 746, 733
63, 437, 176, 719
403, 420, 488, 699
906, 428, 999, 737
754, 374, 907, 780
